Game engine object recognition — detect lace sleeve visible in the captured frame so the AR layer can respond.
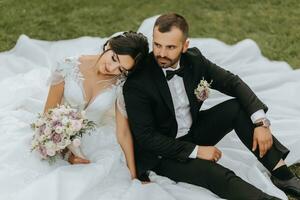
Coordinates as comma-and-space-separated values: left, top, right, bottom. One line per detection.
116, 85, 128, 118
48, 71, 64, 85
47, 57, 76, 85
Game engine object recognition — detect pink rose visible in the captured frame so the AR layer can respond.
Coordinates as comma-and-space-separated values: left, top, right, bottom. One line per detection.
52, 133, 62, 143
38, 146, 47, 158
71, 120, 82, 131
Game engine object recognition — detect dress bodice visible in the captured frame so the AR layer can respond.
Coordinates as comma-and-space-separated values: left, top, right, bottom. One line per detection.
50, 56, 124, 125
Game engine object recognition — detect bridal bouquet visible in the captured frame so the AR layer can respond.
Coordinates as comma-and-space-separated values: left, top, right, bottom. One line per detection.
30, 104, 96, 163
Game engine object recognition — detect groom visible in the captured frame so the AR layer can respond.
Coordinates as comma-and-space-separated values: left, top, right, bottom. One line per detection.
123, 13, 300, 199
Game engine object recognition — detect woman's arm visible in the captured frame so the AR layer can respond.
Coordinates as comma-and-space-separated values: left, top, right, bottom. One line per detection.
45, 82, 90, 164
115, 102, 137, 179
43, 82, 65, 113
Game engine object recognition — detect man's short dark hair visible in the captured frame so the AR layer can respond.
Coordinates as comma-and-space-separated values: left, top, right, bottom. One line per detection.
154, 13, 189, 39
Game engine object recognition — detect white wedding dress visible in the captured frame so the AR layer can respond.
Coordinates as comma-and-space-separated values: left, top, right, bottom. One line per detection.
0, 16, 299, 200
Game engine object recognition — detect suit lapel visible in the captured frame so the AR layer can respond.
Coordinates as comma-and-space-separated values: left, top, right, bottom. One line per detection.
150, 53, 200, 120
151, 57, 176, 116
181, 55, 198, 121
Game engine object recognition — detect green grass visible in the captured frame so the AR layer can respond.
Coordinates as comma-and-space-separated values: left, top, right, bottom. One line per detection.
0, 0, 299, 199
0, 0, 299, 68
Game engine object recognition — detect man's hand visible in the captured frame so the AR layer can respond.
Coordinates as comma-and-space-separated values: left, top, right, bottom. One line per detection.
197, 146, 222, 162
252, 127, 273, 158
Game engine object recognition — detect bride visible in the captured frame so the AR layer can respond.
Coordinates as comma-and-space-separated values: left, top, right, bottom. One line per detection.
43, 31, 149, 179
1, 16, 299, 200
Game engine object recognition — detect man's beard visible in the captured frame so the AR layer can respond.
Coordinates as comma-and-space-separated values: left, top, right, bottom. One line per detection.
154, 55, 181, 68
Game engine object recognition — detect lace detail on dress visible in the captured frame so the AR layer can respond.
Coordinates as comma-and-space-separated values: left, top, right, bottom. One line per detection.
46, 55, 123, 123
48, 56, 84, 86
116, 84, 127, 118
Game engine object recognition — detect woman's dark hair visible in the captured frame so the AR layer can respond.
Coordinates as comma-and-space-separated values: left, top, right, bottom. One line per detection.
102, 31, 149, 74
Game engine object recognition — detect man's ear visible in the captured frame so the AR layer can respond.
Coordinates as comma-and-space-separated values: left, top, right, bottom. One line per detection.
182, 39, 189, 53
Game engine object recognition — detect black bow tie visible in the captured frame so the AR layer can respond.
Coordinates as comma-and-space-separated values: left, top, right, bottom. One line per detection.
165, 66, 185, 81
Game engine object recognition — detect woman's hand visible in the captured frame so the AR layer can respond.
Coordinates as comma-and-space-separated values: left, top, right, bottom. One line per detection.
68, 153, 90, 164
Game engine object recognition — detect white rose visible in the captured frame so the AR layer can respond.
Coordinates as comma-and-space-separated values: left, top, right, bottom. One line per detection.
55, 126, 63, 134
64, 106, 73, 114
61, 117, 69, 125
45, 141, 55, 148
38, 135, 46, 142
44, 127, 52, 136
35, 119, 44, 126
72, 138, 81, 147
45, 141, 56, 156
31, 139, 39, 148
52, 109, 60, 116
46, 148, 56, 157
62, 108, 69, 115
56, 140, 64, 149
66, 127, 74, 135
51, 115, 58, 121
57, 139, 71, 149
71, 120, 82, 132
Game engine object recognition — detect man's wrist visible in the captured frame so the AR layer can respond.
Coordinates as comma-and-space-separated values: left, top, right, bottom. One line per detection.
254, 118, 271, 128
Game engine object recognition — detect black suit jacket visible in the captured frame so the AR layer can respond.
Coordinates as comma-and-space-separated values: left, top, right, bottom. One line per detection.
123, 47, 268, 178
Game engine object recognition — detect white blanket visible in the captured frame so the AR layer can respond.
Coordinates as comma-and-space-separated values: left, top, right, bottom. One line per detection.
0, 16, 299, 200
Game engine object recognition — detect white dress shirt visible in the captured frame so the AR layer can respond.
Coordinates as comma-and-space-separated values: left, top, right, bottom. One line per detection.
162, 62, 266, 159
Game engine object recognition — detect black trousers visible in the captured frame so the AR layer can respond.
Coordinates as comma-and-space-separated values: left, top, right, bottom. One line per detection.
152, 99, 289, 200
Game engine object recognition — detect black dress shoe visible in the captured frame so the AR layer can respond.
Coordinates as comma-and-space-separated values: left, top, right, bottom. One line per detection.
271, 174, 300, 198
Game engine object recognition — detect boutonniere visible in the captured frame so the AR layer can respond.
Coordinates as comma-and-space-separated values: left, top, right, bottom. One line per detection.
194, 78, 213, 101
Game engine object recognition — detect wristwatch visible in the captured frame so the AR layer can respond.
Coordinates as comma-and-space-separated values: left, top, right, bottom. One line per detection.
254, 118, 271, 128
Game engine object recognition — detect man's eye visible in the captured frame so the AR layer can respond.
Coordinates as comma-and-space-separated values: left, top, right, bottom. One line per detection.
168, 46, 175, 50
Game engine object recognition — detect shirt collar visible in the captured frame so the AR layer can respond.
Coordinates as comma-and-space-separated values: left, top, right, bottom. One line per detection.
162, 61, 180, 76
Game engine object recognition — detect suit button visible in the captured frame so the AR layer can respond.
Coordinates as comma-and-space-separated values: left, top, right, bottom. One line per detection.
158, 155, 162, 159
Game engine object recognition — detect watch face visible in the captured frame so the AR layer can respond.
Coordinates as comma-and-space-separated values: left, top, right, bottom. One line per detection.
263, 119, 271, 127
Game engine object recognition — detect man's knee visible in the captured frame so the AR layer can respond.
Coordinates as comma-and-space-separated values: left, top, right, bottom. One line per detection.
205, 162, 236, 182
191, 159, 236, 184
